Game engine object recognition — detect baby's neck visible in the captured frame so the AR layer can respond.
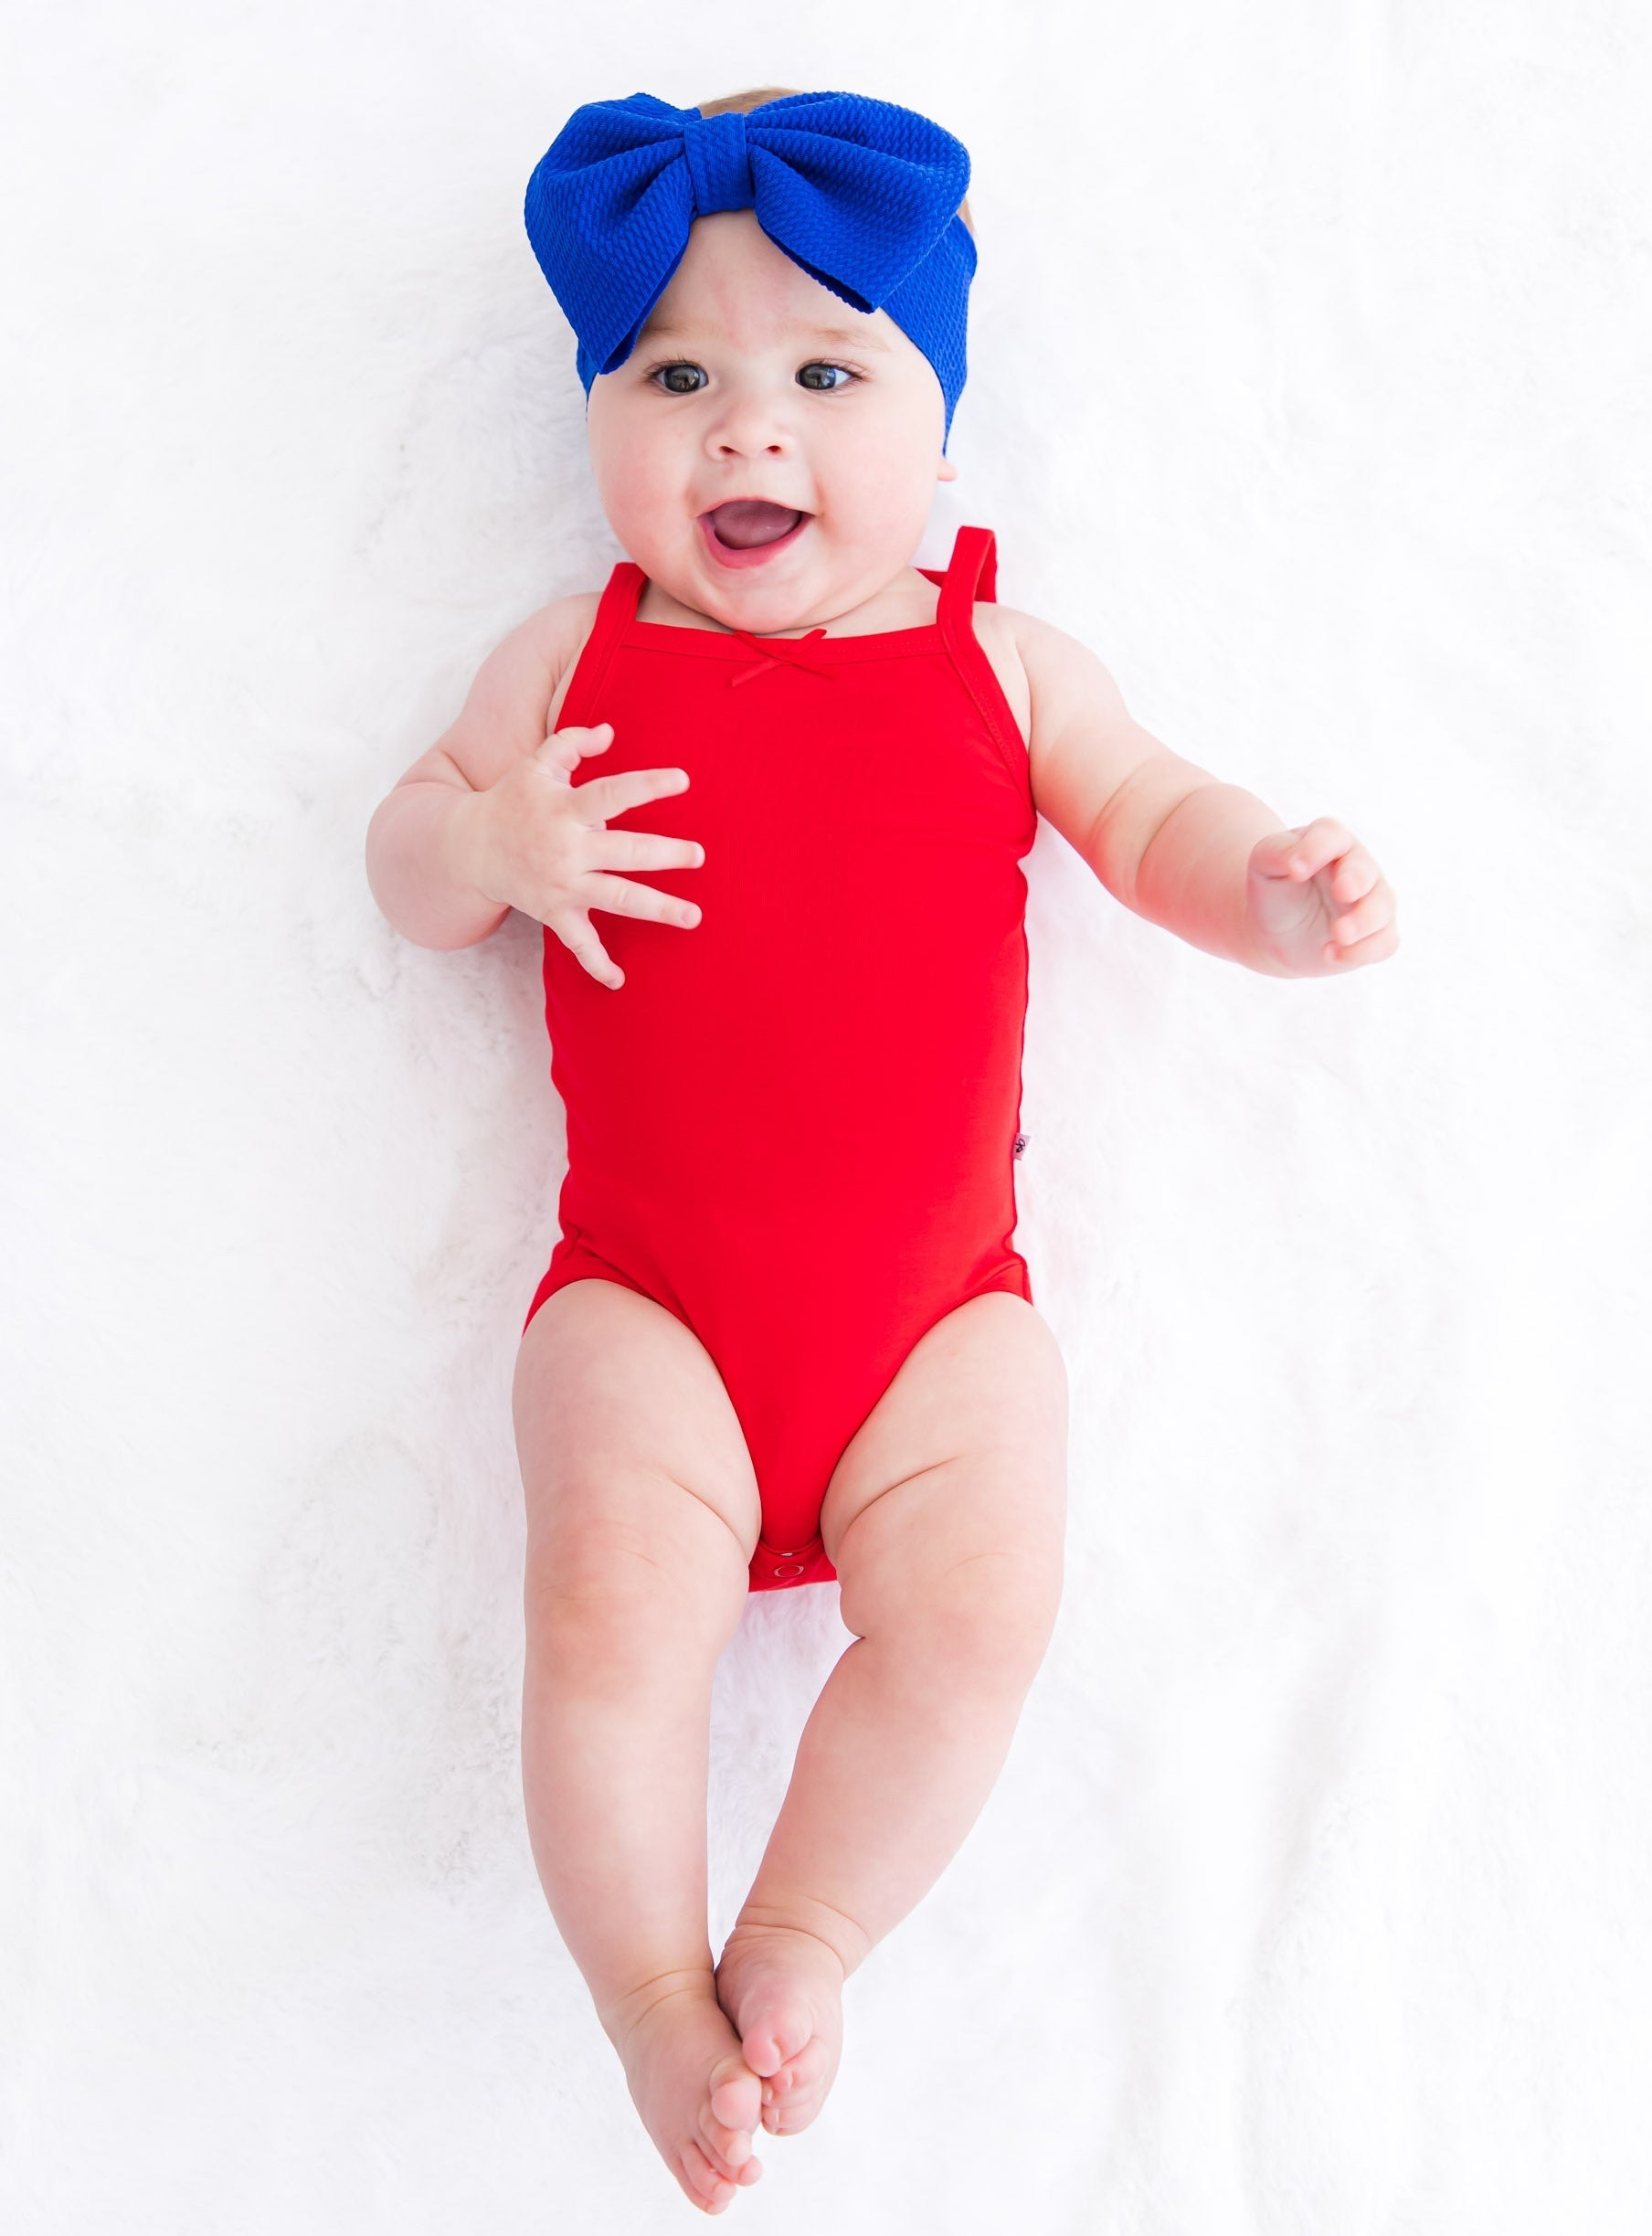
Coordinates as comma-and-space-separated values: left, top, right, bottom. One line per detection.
635, 564, 940, 639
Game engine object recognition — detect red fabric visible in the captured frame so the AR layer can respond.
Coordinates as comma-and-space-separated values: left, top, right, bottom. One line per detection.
523, 525, 1037, 1591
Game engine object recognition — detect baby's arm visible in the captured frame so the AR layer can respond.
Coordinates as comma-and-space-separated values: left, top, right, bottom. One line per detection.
365, 600, 592, 948
365, 599, 703, 982
1005, 610, 1398, 977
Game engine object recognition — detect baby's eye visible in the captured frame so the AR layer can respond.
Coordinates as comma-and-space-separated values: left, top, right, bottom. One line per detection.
797, 361, 858, 392
650, 362, 708, 395
645, 358, 858, 396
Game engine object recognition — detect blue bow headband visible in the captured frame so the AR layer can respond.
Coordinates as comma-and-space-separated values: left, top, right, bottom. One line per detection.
524, 90, 976, 447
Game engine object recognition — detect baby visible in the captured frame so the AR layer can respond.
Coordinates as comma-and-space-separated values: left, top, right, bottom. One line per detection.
365, 86, 1398, 2215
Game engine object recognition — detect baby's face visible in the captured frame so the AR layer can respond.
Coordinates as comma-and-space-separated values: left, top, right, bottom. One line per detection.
586, 210, 956, 631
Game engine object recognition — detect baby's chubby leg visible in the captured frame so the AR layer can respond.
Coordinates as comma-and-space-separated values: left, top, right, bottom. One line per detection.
514, 1278, 768, 2216
715, 1292, 1067, 2138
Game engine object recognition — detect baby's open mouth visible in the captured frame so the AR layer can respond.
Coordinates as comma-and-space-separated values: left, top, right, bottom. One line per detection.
703, 500, 809, 550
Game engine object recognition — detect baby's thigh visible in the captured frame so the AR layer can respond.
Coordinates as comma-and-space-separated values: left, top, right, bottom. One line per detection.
514, 1277, 762, 1628
819, 1292, 1069, 1657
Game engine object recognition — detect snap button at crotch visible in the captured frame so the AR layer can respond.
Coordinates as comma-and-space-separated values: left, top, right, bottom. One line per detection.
768, 1561, 808, 1581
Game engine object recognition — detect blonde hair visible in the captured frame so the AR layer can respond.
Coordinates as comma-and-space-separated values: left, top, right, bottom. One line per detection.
695, 86, 975, 238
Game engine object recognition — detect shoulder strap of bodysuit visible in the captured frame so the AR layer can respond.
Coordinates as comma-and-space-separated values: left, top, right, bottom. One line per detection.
931, 525, 1029, 790
916, 523, 998, 602
938, 522, 999, 609
556, 559, 646, 731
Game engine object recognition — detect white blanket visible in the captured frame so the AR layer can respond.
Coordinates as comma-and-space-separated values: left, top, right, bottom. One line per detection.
5, 4, 1648, 2229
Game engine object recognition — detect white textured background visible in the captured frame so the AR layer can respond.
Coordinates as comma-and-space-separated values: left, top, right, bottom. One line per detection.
5, 3, 1650, 2229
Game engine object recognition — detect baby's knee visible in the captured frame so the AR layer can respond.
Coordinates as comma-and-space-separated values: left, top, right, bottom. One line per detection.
525, 1482, 747, 1663
935, 1548, 1062, 1690
851, 1538, 1063, 1696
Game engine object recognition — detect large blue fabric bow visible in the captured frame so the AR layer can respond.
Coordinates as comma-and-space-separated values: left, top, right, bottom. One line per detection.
524, 90, 976, 445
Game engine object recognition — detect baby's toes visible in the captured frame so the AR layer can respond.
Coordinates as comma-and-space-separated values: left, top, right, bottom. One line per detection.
698, 2093, 757, 2177
707, 2056, 761, 2145
679, 2137, 737, 2215
700, 2054, 761, 2178
761, 2037, 833, 2134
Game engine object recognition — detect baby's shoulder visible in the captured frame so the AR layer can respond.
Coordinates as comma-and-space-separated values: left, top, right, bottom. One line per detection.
966, 599, 1034, 747
417, 591, 604, 795
986, 604, 1129, 749
973, 599, 1112, 758
531, 587, 605, 666
988, 601, 1106, 684
471, 588, 604, 709
528, 589, 605, 734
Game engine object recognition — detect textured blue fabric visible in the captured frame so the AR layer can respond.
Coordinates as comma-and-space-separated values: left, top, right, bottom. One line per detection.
524, 90, 976, 447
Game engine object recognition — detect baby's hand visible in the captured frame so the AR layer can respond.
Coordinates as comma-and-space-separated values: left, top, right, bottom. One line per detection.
455, 721, 704, 990
1246, 820, 1400, 975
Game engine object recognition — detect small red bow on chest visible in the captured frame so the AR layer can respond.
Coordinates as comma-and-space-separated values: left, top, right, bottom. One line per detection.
727, 627, 841, 688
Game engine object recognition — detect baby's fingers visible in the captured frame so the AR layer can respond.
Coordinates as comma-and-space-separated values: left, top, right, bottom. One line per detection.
1324, 884, 1394, 949
583, 868, 703, 930
592, 828, 705, 875
1322, 894, 1400, 967
554, 909, 626, 990
1280, 817, 1356, 880
577, 765, 693, 821
535, 721, 614, 778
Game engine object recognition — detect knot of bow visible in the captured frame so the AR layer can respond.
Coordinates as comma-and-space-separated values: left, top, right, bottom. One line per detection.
726, 626, 839, 688
524, 90, 972, 387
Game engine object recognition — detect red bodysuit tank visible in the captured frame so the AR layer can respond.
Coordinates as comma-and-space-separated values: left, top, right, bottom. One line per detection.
523, 524, 1036, 1592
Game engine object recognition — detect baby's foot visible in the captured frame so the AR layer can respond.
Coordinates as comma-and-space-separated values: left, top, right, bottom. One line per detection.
715, 1922, 846, 2137
609, 1973, 765, 2214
